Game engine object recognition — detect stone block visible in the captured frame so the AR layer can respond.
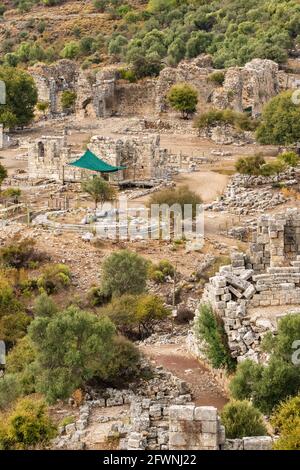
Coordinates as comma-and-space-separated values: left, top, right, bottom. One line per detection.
243, 436, 273, 450
169, 432, 187, 448
194, 406, 217, 422
169, 405, 195, 421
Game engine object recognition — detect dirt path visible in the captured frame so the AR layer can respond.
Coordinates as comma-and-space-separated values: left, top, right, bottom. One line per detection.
174, 171, 229, 203
141, 342, 228, 411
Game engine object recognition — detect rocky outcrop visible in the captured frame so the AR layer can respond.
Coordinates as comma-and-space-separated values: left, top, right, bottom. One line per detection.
212, 58, 297, 117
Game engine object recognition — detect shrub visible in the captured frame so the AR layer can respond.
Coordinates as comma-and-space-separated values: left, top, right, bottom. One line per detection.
148, 185, 202, 218
60, 41, 80, 59
97, 335, 140, 385
28, 306, 117, 402
195, 109, 257, 132
278, 151, 299, 167
230, 314, 300, 413
256, 91, 300, 145
61, 90, 77, 111
167, 83, 198, 119
195, 303, 235, 371
271, 395, 300, 450
0, 239, 37, 270
88, 286, 112, 307
235, 154, 266, 176
101, 293, 170, 339
0, 398, 56, 450
0, 374, 23, 411
175, 305, 194, 324
221, 400, 267, 439
0, 163, 7, 189
33, 293, 58, 317
0, 311, 31, 348
149, 259, 175, 283
208, 71, 225, 86
118, 68, 137, 83
37, 264, 71, 294
101, 250, 148, 297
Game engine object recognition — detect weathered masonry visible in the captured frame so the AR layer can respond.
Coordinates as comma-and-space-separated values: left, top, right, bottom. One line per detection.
28, 132, 169, 183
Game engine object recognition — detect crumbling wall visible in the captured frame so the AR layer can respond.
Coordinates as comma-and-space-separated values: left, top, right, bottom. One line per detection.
88, 134, 169, 181
191, 209, 300, 362
212, 58, 298, 117
30, 60, 79, 114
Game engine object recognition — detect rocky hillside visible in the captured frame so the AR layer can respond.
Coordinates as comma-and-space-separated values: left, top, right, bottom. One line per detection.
0, 0, 300, 74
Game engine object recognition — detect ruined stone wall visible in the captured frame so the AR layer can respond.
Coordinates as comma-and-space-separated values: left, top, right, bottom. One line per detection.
212, 58, 299, 117
30, 60, 79, 114
116, 80, 156, 116
191, 209, 300, 362
88, 134, 169, 181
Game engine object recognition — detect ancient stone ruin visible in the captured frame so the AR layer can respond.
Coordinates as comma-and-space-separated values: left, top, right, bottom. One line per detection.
190, 209, 300, 363
28, 132, 169, 183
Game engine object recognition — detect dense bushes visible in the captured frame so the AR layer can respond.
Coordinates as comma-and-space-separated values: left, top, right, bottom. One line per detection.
230, 314, 300, 413
256, 91, 300, 145
149, 259, 175, 283
221, 400, 267, 439
0, 239, 39, 270
101, 250, 148, 297
0, 398, 56, 450
148, 185, 202, 218
26, 305, 140, 402
37, 263, 71, 294
195, 303, 235, 371
100, 293, 170, 339
271, 395, 300, 450
194, 109, 257, 132
235, 151, 300, 177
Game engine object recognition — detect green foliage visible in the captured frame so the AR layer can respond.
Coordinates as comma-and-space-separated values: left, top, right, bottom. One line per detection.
0, 397, 56, 450
221, 400, 267, 439
278, 151, 299, 167
1, 188, 22, 203
88, 286, 112, 307
167, 83, 198, 118
149, 259, 175, 283
81, 176, 116, 209
148, 185, 202, 218
195, 303, 235, 371
118, 68, 137, 83
33, 293, 58, 317
208, 71, 225, 86
60, 41, 80, 59
256, 91, 300, 145
61, 90, 77, 111
0, 66, 38, 128
230, 314, 300, 413
0, 374, 23, 411
100, 293, 170, 339
195, 108, 257, 132
28, 306, 116, 402
96, 335, 140, 385
37, 263, 71, 294
235, 154, 266, 176
101, 250, 148, 297
36, 101, 49, 115
271, 395, 300, 450
0, 163, 7, 189
0, 239, 37, 270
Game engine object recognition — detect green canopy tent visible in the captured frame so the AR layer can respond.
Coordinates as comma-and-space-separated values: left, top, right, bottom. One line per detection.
68, 149, 126, 174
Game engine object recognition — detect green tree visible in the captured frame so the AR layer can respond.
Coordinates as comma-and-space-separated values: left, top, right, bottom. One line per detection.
60, 41, 80, 59
256, 91, 300, 145
101, 249, 148, 297
230, 314, 300, 413
167, 83, 198, 119
221, 400, 267, 439
0, 163, 7, 191
28, 306, 117, 402
101, 293, 170, 339
81, 176, 116, 210
195, 303, 235, 371
0, 66, 38, 128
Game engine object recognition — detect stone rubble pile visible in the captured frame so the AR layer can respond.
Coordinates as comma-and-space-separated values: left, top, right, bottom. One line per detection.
205, 170, 299, 215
